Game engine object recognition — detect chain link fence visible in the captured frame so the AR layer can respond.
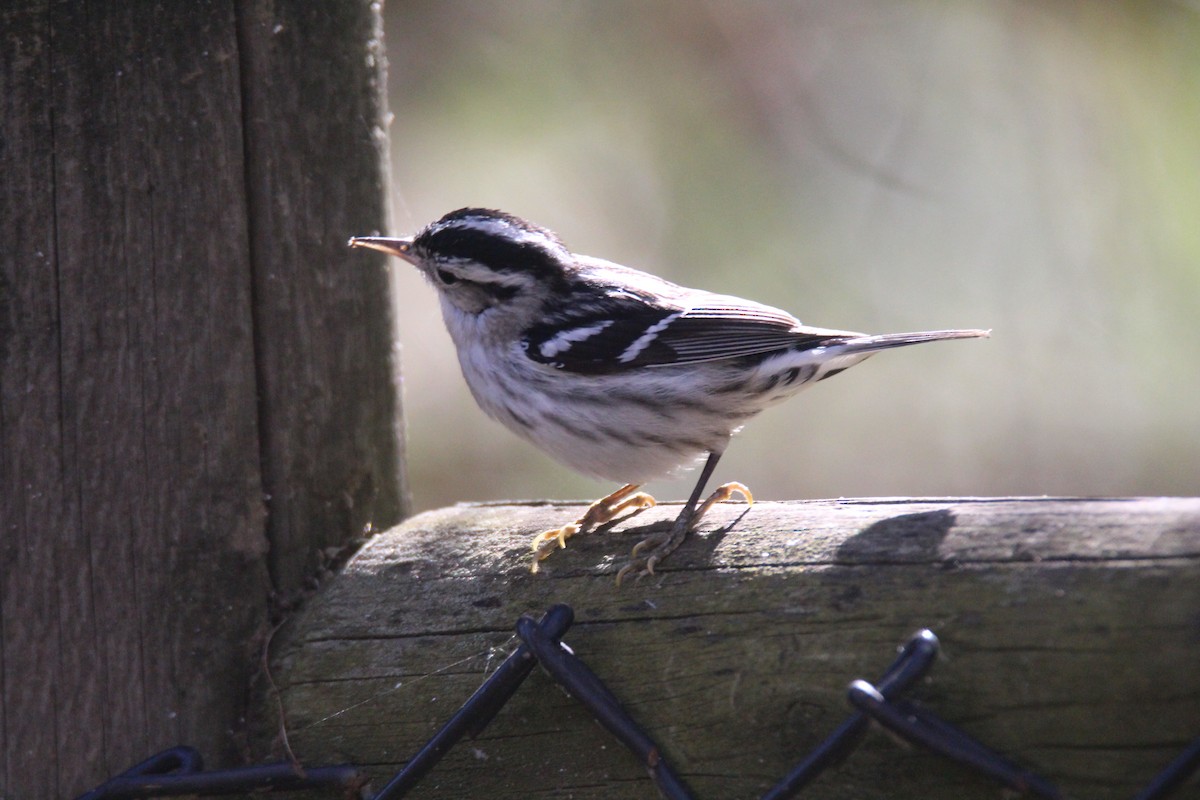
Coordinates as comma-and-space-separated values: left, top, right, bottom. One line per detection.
77, 604, 1200, 800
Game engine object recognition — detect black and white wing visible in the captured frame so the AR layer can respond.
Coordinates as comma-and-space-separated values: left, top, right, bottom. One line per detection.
522, 257, 860, 374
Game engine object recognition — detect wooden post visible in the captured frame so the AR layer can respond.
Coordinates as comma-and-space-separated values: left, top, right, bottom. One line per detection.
0, 2, 405, 797
268, 498, 1200, 799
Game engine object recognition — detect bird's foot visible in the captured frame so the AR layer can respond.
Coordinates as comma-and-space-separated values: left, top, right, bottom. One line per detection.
693, 481, 753, 522
531, 483, 656, 572
615, 482, 753, 585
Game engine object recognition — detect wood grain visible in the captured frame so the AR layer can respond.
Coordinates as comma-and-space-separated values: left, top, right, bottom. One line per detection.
268, 497, 1200, 799
238, 0, 407, 593
0, 3, 402, 796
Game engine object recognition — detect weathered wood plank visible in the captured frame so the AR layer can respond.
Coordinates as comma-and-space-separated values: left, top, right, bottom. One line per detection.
0, 3, 402, 797
237, 0, 407, 593
0, 7, 67, 791
2, 4, 268, 794
267, 498, 1200, 799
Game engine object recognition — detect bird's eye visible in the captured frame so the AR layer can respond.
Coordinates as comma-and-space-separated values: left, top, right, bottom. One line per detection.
436, 268, 460, 286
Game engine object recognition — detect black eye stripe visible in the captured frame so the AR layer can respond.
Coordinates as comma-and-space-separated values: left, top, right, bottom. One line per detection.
417, 227, 564, 280
433, 267, 519, 303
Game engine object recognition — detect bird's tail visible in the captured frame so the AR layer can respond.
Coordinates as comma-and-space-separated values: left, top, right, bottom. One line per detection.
837, 328, 991, 354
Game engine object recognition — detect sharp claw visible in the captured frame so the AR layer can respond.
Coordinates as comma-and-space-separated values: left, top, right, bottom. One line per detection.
542, 480, 755, 580
530, 484, 656, 573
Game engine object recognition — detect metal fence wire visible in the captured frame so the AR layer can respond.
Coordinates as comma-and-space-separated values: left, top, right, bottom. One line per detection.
77, 604, 1200, 800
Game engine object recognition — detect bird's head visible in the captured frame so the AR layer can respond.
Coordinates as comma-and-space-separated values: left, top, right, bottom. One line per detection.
350, 208, 572, 317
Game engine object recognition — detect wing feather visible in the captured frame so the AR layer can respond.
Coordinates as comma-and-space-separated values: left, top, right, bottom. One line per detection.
522, 267, 860, 374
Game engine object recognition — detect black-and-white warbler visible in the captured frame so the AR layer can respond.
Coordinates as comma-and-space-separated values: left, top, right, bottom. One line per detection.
351, 208, 988, 582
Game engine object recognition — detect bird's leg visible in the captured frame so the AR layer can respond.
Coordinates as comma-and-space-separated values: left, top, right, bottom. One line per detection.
615, 452, 753, 585
530, 483, 656, 572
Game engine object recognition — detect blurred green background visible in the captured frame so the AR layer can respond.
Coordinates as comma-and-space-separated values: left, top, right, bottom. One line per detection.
381, 1, 1200, 513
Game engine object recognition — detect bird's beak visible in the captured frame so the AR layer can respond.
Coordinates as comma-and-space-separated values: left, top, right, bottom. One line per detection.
348, 236, 418, 265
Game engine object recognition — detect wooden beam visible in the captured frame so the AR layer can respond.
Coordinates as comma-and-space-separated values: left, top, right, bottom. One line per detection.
0, 3, 403, 795
267, 497, 1200, 799
237, 1, 407, 593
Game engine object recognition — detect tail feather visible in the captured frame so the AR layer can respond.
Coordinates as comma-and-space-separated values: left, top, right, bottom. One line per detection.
837, 328, 991, 354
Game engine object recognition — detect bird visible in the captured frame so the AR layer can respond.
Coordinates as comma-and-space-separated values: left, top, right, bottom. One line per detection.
350, 208, 988, 583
